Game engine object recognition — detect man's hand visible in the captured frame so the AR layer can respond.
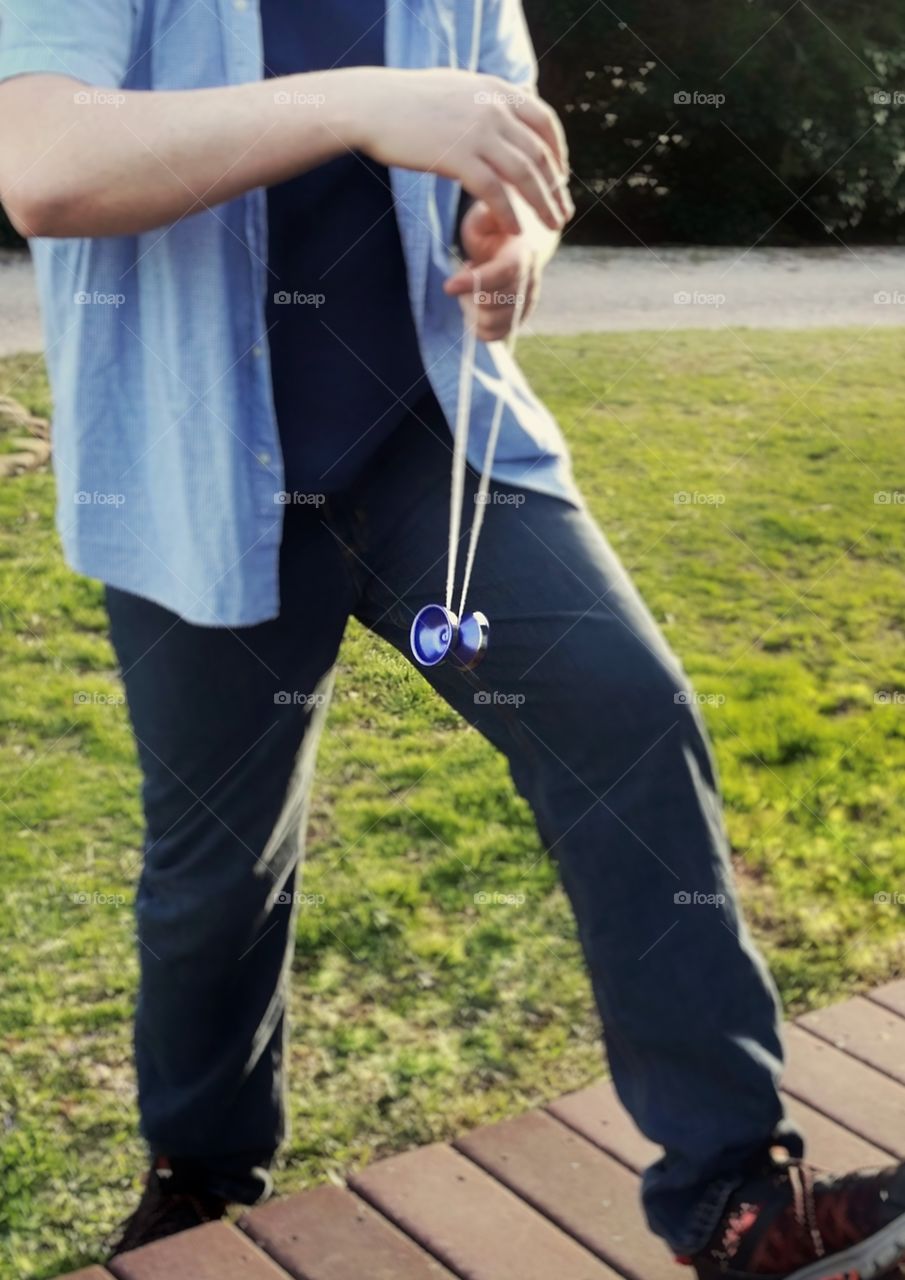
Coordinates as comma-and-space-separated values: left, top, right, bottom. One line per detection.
445, 197, 563, 342
353, 69, 571, 236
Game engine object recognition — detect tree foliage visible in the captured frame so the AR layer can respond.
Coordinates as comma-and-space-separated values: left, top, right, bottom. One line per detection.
525, 0, 905, 243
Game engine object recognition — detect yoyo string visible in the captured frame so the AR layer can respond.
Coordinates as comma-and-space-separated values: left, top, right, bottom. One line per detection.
445, 314, 478, 613
446, 257, 531, 622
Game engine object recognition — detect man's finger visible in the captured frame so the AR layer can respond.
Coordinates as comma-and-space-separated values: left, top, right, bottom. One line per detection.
512, 92, 570, 177
444, 264, 479, 297
445, 258, 522, 299
502, 115, 572, 222
479, 137, 563, 230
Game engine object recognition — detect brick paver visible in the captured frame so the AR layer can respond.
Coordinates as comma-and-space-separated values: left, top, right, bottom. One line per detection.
456, 1110, 673, 1280
108, 1221, 288, 1280
798, 995, 905, 1085
782, 1097, 890, 1167
47, 982, 905, 1280
783, 1024, 905, 1156
547, 1079, 661, 1174
242, 1184, 456, 1280
352, 1142, 618, 1280
56, 1270, 114, 1280
867, 978, 905, 1019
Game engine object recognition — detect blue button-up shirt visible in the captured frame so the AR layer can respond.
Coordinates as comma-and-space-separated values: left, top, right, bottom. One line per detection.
0, 0, 577, 626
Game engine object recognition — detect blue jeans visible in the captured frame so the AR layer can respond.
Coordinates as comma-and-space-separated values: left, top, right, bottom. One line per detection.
105, 395, 803, 1255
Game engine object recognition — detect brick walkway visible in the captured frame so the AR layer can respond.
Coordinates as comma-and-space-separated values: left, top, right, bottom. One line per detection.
61, 980, 905, 1280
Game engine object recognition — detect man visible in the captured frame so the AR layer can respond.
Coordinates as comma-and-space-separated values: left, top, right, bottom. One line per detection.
0, 3, 902, 1277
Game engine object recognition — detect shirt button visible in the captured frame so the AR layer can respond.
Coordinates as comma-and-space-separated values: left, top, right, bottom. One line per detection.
252, 345, 264, 358
257, 451, 271, 465
233, 0, 248, 9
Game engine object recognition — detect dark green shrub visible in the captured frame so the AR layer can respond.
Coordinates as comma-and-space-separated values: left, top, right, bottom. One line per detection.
526, 0, 905, 243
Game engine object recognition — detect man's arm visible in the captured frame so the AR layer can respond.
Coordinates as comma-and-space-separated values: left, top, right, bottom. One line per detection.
0, 66, 570, 240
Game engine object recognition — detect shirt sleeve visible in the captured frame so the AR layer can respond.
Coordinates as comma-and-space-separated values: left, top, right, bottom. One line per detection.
0, 0, 137, 88
477, 0, 538, 92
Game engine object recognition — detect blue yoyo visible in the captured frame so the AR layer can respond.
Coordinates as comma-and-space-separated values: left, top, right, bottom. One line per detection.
410, 604, 489, 670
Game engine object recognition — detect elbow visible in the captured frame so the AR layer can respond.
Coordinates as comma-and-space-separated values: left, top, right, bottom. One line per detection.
1, 188, 34, 238
2, 176, 93, 239
3, 188, 63, 239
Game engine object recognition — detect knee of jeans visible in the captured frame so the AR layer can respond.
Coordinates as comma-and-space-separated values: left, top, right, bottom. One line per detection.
552, 620, 692, 740
526, 624, 719, 806
137, 853, 291, 966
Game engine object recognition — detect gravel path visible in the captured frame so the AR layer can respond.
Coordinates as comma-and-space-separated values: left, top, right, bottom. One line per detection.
526, 244, 905, 335
2, 243, 905, 357
0, 250, 42, 357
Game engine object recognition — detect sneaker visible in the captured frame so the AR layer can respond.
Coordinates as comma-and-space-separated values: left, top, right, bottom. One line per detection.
685, 1147, 905, 1280
108, 1156, 228, 1258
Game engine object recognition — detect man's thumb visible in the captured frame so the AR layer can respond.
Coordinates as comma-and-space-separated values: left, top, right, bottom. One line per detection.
444, 263, 479, 296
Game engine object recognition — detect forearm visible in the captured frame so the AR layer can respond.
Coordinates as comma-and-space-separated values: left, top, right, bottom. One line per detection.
0, 68, 364, 238
0, 65, 570, 241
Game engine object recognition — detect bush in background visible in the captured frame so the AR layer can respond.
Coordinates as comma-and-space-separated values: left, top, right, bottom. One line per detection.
527, 0, 905, 244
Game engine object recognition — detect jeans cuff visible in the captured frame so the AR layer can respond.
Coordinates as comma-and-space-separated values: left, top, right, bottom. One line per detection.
668, 1123, 807, 1256
672, 1172, 747, 1256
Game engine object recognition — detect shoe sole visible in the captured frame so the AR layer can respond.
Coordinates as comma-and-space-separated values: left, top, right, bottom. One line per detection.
783, 1209, 905, 1280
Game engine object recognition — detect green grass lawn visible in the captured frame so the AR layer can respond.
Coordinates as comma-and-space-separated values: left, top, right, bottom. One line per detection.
1, 329, 904, 1278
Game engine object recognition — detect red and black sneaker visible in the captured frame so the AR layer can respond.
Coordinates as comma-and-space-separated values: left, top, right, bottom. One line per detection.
108, 1156, 228, 1258
684, 1147, 905, 1280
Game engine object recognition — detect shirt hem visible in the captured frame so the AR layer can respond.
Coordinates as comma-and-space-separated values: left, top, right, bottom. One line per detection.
63, 540, 282, 629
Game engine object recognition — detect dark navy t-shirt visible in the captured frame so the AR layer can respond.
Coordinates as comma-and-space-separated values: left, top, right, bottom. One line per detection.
261, 0, 429, 495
